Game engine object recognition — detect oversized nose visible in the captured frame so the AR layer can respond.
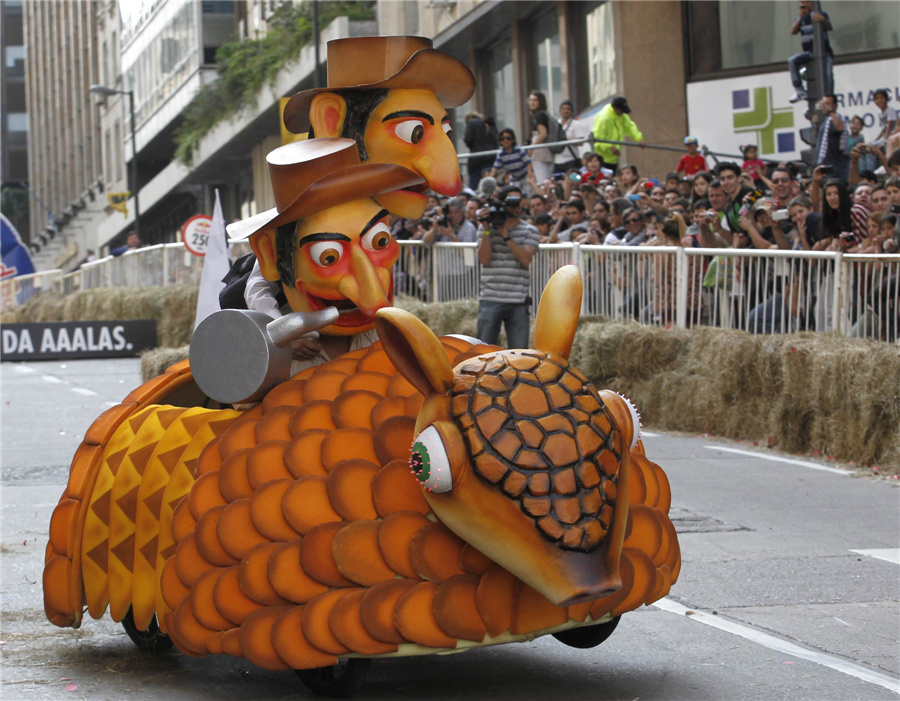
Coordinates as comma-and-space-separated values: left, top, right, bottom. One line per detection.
337, 246, 390, 316
412, 136, 462, 197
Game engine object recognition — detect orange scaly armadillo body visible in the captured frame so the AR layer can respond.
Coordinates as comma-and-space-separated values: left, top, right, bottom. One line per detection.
45, 336, 680, 670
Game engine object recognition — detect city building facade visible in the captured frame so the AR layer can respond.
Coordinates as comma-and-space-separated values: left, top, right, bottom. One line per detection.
1, 0, 29, 231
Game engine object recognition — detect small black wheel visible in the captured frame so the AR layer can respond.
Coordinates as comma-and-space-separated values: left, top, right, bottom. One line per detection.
121, 608, 174, 653
295, 658, 371, 698
552, 615, 621, 649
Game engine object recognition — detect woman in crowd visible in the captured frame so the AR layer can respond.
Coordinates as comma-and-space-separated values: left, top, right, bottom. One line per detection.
813, 170, 854, 246
691, 171, 713, 204
527, 90, 555, 184
616, 164, 640, 196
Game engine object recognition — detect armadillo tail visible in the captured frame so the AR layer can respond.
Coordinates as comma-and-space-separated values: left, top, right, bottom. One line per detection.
43, 361, 240, 630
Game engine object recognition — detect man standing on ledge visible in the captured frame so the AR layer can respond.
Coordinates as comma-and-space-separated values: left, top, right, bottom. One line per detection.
591, 96, 644, 175
476, 186, 539, 349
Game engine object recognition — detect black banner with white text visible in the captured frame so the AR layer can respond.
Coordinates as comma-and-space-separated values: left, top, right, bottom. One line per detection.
1, 320, 157, 361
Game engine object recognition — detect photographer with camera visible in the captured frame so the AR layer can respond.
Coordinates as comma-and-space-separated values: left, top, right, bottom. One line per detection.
422, 198, 477, 245
476, 186, 540, 348
422, 197, 478, 302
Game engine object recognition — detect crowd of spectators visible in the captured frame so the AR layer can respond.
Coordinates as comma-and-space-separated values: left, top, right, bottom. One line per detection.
390, 91, 900, 339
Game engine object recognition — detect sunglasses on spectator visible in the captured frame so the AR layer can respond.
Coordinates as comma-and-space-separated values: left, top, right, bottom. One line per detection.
499, 136, 513, 142
505, 197, 522, 207
771, 177, 791, 183
625, 218, 642, 224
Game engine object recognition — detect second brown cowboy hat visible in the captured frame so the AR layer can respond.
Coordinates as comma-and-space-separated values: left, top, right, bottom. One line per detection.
226, 138, 424, 241
283, 35, 476, 134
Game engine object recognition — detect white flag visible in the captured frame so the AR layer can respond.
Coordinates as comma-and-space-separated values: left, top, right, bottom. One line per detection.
193, 190, 231, 330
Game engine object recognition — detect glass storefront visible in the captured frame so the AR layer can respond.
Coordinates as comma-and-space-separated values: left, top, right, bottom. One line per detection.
689, 1, 900, 77
531, 12, 562, 115
585, 2, 616, 107
125, 3, 201, 128
489, 38, 516, 133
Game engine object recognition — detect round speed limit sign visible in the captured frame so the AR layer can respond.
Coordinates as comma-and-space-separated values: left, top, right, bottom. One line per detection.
181, 215, 213, 256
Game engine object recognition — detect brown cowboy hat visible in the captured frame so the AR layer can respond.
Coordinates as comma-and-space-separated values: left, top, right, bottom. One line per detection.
283, 35, 476, 134
226, 138, 424, 241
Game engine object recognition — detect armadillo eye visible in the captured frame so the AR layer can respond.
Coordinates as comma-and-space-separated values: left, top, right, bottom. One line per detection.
409, 426, 452, 493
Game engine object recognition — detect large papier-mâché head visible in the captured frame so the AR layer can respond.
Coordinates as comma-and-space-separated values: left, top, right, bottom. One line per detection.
283, 36, 476, 219
228, 139, 423, 336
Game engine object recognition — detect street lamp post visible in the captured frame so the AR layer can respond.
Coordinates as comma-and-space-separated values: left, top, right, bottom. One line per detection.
89, 84, 140, 239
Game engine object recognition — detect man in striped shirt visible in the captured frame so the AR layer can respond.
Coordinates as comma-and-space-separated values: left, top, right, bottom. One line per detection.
476, 186, 540, 348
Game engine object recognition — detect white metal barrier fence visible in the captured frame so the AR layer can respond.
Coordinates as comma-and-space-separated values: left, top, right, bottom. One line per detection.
422, 242, 899, 341
1, 242, 253, 310
3, 241, 897, 342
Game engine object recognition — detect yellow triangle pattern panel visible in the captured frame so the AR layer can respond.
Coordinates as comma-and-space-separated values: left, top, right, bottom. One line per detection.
107, 409, 164, 622
81, 409, 149, 620
77, 404, 240, 630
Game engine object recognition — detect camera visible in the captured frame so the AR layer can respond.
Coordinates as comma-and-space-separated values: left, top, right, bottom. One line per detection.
478, 198, 509, 228
891, 204, 900, 215
436, 204, 450, 228
841, 231, 857, 244
819, 164, 835, 175
553, 173, 566, 181
772, 209, 790, 222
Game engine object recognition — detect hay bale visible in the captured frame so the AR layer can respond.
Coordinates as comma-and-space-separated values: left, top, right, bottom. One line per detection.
0, 308, 23, 324
571, 321, 631, 384
159, 286, 198, 346
596, 324, 899, 473
14, 293, 66, 322
141, 345, 190, 381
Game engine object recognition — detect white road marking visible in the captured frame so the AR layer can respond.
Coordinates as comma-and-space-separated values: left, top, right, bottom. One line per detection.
12, 365, 35, 373
104, 401, 119, 407
654, 597, 900, 694
641, 431, 660, 438
41, 375, 65, 384
851, 549, 900, 565
71, 387, 98, 396
704, 445, 848, 476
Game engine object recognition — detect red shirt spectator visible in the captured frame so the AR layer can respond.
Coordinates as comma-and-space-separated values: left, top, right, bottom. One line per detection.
677, 137, 708, 177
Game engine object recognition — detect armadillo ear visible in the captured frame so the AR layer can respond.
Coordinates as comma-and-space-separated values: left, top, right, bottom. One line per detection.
375, 308, 453, 396
534, 265, 583, 360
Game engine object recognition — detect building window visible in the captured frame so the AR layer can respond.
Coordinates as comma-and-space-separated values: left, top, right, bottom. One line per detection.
203, 0, 237, 65
688, 1, 900, 77
529, 9, 561, 115
403, 1, 419, 35
105, 129, 112, 183
584, 2, 616, 107
114, 121, 122, 183
123, 3, 202, 127
488, 37, 515, 132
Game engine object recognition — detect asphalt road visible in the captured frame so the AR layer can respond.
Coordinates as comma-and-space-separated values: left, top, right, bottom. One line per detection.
2, 358, 898, 700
